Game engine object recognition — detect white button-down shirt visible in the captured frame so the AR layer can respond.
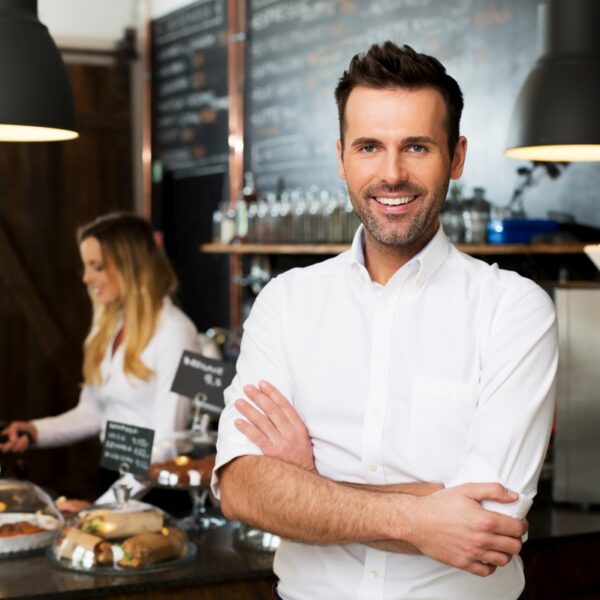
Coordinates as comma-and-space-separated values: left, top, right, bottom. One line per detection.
213, 225, 557, 600
33, 298, 199, 461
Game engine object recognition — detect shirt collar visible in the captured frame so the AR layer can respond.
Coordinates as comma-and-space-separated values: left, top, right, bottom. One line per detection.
413, 223, 451, 288
346, 223, 451, 288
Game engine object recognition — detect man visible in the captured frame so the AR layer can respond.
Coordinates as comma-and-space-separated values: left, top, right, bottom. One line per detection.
212, 42, 557, 599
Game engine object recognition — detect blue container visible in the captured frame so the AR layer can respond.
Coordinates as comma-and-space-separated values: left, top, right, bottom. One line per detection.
487, 218, 560, 244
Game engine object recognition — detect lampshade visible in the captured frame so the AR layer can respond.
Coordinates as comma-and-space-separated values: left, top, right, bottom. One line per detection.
505, 0, 600, 162
0, 0, 78, 141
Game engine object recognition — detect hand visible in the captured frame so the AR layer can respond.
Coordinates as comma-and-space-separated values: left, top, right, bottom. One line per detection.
0, 421, 37, 453
403, 483, 527, 577
234, 380, 316, 472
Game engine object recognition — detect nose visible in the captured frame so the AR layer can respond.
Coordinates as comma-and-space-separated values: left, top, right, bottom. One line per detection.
382, 150, 409, 185
82, 268, 92, 285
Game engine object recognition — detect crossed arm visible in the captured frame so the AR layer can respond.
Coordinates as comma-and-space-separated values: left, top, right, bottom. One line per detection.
218, 381, 527, 577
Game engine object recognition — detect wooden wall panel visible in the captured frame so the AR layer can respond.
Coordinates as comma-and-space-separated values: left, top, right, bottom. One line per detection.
0, 60, 133, 499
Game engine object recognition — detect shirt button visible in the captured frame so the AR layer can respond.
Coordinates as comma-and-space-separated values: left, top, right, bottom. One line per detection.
415, 280, 423, 289
371, 408, 380, 416
370, 569, 379, 579
375, 352, 384, 361
369, 464, 378, 472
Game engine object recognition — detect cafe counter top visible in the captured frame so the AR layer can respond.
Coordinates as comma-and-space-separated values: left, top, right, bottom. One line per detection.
0, 520, 275, 600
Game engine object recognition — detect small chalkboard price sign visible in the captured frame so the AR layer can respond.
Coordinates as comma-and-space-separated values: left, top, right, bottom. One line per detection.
171, 350, 235, 413
100, 421, 155, 477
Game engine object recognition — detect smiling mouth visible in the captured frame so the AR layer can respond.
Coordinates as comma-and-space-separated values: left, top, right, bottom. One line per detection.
373, 195, 417, 206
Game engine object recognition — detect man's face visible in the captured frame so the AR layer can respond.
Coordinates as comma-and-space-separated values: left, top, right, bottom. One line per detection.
337, 86, 466, 250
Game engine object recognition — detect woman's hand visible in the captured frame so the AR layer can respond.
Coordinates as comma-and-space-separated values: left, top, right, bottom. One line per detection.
234, 380, 316, 472
0, 421, 37, 453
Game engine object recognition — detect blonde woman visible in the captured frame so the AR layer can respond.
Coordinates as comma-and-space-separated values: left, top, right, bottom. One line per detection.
0, 213, 199, 465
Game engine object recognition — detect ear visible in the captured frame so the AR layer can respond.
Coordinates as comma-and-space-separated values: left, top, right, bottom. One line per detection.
450, 136, 467, 180
336, 139, 347, 181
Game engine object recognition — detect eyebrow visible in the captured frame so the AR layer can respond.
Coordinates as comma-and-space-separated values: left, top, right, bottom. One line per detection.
404, 136, 437, 146
350, 137, 380, 149
350, 135, 438, 149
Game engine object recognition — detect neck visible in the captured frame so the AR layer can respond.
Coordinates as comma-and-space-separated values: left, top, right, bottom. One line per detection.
362, 227, 437, 285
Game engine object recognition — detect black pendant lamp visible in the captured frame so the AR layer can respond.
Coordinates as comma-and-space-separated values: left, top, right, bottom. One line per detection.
0, 0, 78, 141
505, 0, 600, 162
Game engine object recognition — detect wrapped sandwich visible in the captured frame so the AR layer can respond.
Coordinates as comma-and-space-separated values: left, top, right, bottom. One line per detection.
81, 508, 163, 539
55, 526, 114, 566
118, 527, 185, 568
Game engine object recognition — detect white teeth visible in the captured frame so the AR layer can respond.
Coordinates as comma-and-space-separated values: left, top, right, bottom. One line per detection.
374, 196, 415, 206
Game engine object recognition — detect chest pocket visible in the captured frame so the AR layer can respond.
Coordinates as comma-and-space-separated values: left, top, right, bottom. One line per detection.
408, 376, 478, 479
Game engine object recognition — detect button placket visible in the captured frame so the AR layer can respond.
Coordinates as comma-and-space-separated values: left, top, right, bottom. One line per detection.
358, 548, 386, 599
362, 288, 397, 482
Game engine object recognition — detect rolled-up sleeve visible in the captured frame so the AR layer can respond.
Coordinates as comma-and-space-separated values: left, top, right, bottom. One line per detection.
212, 277, 293, 497
445, 283, 558, 519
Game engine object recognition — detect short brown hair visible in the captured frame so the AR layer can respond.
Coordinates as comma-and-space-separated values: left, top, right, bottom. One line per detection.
334, 42, 464, 155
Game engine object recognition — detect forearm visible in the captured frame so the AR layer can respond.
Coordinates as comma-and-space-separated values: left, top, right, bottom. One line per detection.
342, 482, 442, 554
342, 481, 443, 496
219, 455, 409, 545
32, 404, 100, 448
313, 479, 441, 553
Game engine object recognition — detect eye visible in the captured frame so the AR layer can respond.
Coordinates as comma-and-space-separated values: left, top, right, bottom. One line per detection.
408, 144, 426, 153
359, 145, 377, 154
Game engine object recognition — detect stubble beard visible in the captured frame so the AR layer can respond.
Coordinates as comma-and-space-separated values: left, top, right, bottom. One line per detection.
348, 181, 449, 248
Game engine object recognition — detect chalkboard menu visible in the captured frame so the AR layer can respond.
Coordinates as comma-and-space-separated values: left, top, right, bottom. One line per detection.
171, 350, 235, 412
152, 0, 229, 175
101, 421, 155, 477
245, 0, 538, 199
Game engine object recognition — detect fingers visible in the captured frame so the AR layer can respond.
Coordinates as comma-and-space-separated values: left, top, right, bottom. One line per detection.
257, 381, 308, 432
463, 482, 519, 504
234, 416, 273, 454
479, 550, 513, 568
466, 562, 497, 577
0, 422, 32, 453
235, 397, 282, 440
234, 381, 316, 472
486, 513, 528, 540
241, 383, 296, 436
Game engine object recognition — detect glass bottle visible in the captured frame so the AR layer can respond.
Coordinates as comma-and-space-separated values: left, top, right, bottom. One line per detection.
441, 183, 465, 243
212, 205, 223, 243
462, 187, 491, 244
220, 203, 236, 244
235, 192, 248, 241
278, 191, 293, 243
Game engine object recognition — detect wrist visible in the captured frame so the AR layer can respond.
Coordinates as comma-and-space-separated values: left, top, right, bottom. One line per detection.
375, 490, 420, 542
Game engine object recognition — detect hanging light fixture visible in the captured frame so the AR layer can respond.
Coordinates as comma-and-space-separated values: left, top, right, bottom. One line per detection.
505, 0, 600, 162
0, 0, 78, 142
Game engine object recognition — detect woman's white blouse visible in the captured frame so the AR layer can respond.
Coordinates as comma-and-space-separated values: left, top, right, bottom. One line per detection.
33, 298, 199, 461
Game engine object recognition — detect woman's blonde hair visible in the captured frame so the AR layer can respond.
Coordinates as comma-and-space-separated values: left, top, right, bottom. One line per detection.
78, 213, 178, 385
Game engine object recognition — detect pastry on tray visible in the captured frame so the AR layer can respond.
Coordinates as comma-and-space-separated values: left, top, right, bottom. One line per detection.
149, 455, 215, 488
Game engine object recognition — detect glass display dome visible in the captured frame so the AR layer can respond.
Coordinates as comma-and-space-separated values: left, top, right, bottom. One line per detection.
0, 479, 63, 557
48, 497, 196, 575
